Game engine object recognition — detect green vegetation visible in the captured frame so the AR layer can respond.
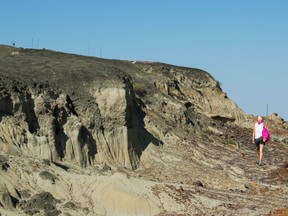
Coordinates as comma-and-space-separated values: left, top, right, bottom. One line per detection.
132, 82, 147, 96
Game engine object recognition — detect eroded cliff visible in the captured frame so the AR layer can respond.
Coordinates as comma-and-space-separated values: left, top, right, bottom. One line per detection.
0, 45, 287, 216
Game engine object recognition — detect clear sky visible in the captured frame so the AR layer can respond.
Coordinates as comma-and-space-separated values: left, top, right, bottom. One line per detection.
1, 1, 288, 120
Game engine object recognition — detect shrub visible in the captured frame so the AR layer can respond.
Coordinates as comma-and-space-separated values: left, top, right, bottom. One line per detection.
132, 82, 147, 96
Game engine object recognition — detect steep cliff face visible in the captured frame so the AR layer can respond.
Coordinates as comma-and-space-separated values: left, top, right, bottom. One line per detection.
0, 45, 287, 216
0, 46, 155, 170
133, 62, 246, 124
0, 79, 147, 170
0, 45, 245, 171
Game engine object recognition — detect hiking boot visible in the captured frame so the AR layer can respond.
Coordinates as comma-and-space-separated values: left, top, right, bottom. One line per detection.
258, 161, 263, 166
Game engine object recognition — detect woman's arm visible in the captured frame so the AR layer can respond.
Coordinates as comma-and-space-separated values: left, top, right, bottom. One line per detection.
252, 125, 255, 143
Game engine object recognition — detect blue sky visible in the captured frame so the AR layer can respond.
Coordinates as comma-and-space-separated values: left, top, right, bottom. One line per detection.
1, 1, 288, 120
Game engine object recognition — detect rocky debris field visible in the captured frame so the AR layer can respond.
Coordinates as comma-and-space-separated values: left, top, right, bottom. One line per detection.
0, 45, 287, 215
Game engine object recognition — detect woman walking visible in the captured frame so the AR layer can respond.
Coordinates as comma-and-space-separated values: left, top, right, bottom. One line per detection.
252, 116, 268, 166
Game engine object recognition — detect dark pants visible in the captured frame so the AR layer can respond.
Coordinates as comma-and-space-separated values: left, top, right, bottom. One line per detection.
254, 137, 265, 152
